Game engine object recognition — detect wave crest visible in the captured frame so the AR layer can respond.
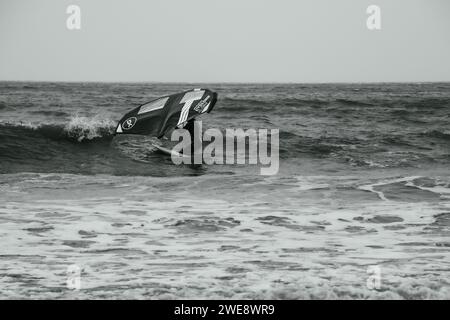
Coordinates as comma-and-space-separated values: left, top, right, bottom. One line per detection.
0, 114, 117, 142
64, 115, 116, 142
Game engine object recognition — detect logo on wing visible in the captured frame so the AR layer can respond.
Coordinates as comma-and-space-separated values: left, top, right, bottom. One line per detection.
122, 117, 137, 130
193, 96, 211, 113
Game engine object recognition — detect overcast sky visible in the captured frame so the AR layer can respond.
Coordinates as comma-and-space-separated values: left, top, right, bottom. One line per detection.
0, 0, 449, 82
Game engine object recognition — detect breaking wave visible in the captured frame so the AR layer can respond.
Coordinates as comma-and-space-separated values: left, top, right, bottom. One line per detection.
0, 115, 116, 143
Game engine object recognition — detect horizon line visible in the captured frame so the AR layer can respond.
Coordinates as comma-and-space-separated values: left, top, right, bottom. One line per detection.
1, 79, 449, 85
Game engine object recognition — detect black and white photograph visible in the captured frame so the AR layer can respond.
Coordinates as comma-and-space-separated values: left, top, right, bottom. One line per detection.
0, 0, 449, 306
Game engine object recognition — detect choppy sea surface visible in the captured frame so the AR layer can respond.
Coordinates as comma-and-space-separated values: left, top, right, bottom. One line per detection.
0, 82, 449, 299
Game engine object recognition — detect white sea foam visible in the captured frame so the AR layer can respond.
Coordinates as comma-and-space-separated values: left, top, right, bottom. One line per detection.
64, 114, 116, 141
0, 173, 449, 299
358, 176, 423, 201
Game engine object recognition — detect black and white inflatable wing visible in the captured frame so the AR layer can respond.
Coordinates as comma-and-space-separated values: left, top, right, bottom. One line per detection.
115, 88, 217, 138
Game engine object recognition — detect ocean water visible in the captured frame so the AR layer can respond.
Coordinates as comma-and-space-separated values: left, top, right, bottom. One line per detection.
0, 82, 449, 299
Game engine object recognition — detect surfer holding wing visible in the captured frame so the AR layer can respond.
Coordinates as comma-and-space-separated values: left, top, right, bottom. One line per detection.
115, 89, 218, 158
